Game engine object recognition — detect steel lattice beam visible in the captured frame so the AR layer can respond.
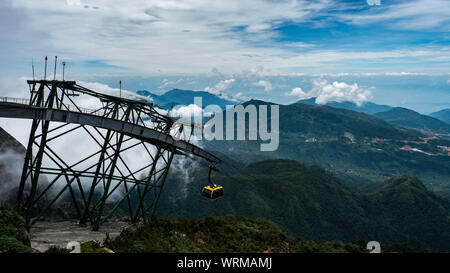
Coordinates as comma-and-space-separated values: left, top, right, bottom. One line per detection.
0, 79, 220, 231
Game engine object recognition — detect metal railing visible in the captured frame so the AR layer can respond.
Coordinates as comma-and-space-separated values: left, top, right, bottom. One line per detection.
0, 96, 202, 135
0, 96, 111, 117
0, 96, 30, 105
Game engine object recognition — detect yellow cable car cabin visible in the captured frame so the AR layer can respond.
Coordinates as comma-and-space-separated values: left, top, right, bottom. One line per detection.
202, 184, 224, 200
202, 166, 223, 200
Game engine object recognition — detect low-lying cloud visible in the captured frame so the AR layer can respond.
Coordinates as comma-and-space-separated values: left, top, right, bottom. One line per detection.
204, 78, 239, 102
0, 147, 24, 203
170, 104, 204, 121
286, 79, 373, 106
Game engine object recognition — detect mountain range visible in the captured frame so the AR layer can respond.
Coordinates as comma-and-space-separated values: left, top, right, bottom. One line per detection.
1, 88, 450, 252
374, 107, 450, 135
430, 109, 450, 124
137, 89, 236, 109
296, 97, 393, 115
133, 88, 450, 192
203, 100, 450, 194
157, 159, 450, 252
297, 97, 450, 135
141, 89, 450, 135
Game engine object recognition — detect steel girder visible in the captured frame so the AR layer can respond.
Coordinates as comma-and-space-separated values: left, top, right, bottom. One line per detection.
1, 80, 217, 231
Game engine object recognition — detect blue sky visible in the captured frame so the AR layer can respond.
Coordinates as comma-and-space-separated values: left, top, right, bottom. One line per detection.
0, 0, 449, 113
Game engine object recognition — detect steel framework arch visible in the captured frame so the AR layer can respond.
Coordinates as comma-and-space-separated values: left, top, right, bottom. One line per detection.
0, 79, 220, 231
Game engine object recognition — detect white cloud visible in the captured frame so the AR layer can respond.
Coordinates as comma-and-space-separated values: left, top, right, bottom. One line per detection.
158, 78, 184, 90
0, 76, 30, 98
13, 0, 427, 75
342, 0, 450, 30
4, 0, 330, 74
0, 147, 26, 202
234, 92, 243, 99
246, 23, 272, 33
1, 0, 449, 77
169, 104, 203, 121
253, 80, 273, 93
204, 78, 237, 101
286, 79, 373, 106
286, 87, 307, 98
66, 0, 81, 6
282, 42, 315, 48
215, 78, 236, 93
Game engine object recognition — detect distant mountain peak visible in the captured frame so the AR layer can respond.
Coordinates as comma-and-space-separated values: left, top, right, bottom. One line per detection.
430, 108, 450, 124
241, 99, 277, 107
375, 107, 450, 135
136, 90, 153, 97
296, 97, 392, 115
377, 174, 427, 192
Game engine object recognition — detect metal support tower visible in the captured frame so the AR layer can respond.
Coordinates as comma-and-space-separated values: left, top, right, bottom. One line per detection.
0, 79, 220, 231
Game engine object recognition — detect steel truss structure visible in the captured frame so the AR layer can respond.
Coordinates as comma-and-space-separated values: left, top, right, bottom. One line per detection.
0, 79, 220, 231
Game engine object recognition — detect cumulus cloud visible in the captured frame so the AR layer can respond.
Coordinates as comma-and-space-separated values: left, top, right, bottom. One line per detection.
206, 78, 235, 94
286, 79, 373, 106
253, 80, 273, 93
204, 78, 238, 101
286, 87, 307, 98
169, 104, 204, 121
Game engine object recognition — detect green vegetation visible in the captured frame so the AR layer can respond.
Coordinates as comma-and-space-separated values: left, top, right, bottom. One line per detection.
80, 241, 110, 253
157, 159, 450, 252
366, 175, 450, 250
45, 245, 71, 253
107, 215, 368, 253
0, 204, 32, 253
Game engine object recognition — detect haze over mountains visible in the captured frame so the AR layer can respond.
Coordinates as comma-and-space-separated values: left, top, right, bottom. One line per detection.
137, 89, 235, 109
0, 127, 26, 203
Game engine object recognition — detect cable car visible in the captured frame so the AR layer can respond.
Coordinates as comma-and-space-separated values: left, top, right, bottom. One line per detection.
202, 166, 223, 200
202, 184, 224, 200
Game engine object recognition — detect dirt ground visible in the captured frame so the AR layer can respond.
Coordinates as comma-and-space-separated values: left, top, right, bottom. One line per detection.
29, 219, 133, 252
